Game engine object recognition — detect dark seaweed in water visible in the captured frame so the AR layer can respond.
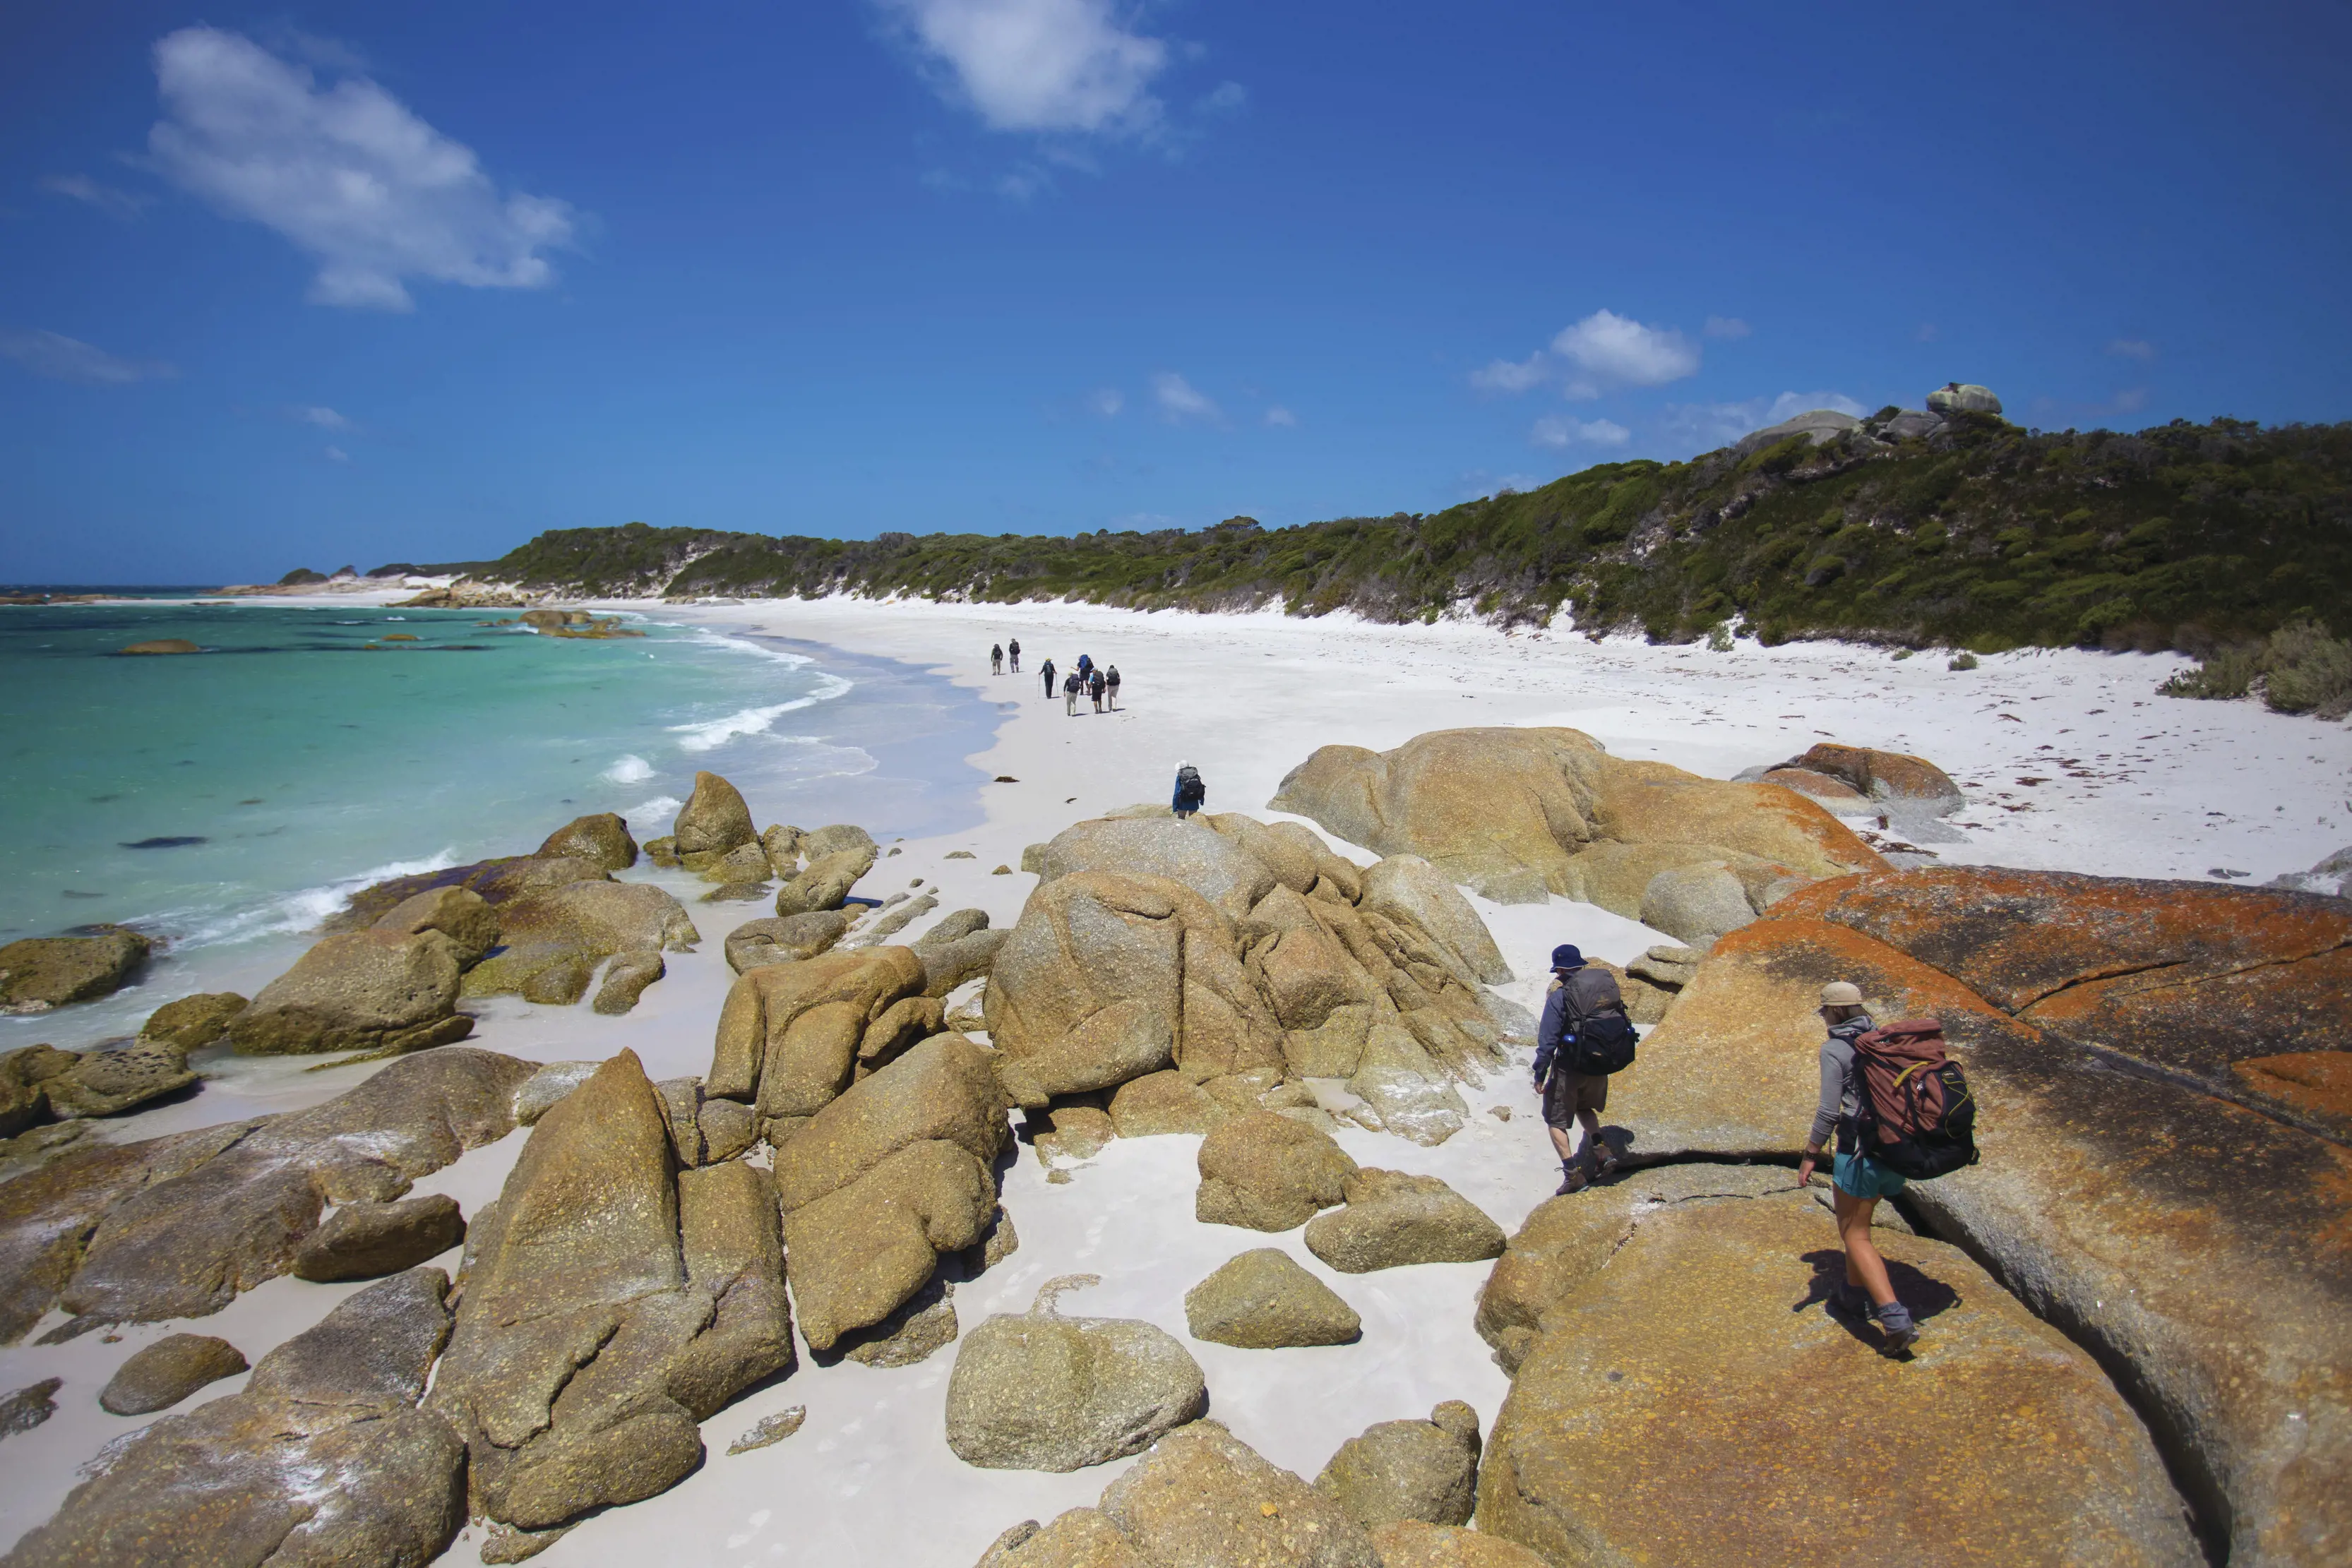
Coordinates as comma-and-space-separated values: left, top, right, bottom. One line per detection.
119, 837, 206, 849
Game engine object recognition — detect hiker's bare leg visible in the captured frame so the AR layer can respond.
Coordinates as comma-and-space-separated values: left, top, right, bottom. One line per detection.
1546, 1123, 1575, 1161
1834, 1189, 1896, 1306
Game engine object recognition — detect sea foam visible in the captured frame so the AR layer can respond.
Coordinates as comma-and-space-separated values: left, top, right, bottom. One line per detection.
668, 673, 855, 751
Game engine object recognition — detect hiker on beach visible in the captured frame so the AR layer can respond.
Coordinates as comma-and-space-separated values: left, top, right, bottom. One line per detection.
1064, 670, 1082, 715
1172, 761, 1205, 818
1532, 944, 1630, 1195
1794, 981, 1919, 1351
1088, 667, 1107, 712
1008, 638, 1020, 672
1076, 653, 1093, 683
1040, 659, 1056, 698
990, 642, 1003, 674
1105, 664, 1121, 709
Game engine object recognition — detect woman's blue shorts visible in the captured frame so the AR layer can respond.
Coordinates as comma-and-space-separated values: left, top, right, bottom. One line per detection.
1833, 1150, 1907, 1201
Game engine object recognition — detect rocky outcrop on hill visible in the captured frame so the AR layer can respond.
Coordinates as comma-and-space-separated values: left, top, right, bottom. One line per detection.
946, 1281, 1207, 1473
769, 1032, 1009, 1352
1609, 866, 2351, 1567
429, 1051, 792, 1533
0, 926, 151, 1014
7, 1267, 467, 1567
984, 815, 1513, 1135
0, 1048, 532, 1340
1269, 727, 1882, 916
1476, 1190, 2198, 1567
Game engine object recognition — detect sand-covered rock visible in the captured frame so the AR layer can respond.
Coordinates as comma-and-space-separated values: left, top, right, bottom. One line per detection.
462, 879, 698, 1006
1344, 1066, 1468, 1147
537, 810, 639, 870
1185, 1247, 1361, 1348
97, 1331, 249, 1416
1366, 1522, 1552, 1567
946, 1283, 1207, 1471
138, 991, 248, 1052
1098, 1420, 1380, 1566
1315, 1402, 1481, 1528
429, 1053, 792, 1532
1303, 1169, 1504, 1274
988, 871, 1286, 1105
725, 909, 854, 973
674, 770, 757, 858
372, 885, 501, 966
1269, 726, 1880, 908
292, 1193, 465, 1281
3, 1048, 532, 1337
0, 926, 152, 1012
230, 926, 473, 1056
708, 945, 927, 1122
1612, 867, 2351, 1564
775, 846, 878, 916
1477, 1195, 2201, 1568
1197, 1110, 1356, 1232
8, 1267, 465, 1567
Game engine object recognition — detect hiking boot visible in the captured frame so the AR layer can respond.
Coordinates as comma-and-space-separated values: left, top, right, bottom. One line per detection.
1872, 1300, 1919, 1352
1555, 1166, 1591, 1196
1594, 1147, 1621, 1177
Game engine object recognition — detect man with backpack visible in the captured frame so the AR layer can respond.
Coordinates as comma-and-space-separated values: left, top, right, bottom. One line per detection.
1171, 762, 1206, 818
1794, 981, 1976, 1353
1088, 666, 1107, 711
1040, 658, 1056, 698
1064, 669, 1083, 715
1008, 638, 1020, 672
1532, 944, 1635, 1195
1104, 664, 1121, 709
991, 642, 1004, 674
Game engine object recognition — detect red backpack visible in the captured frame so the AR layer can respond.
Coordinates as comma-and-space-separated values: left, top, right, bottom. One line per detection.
1850, 1019, 1980, 1180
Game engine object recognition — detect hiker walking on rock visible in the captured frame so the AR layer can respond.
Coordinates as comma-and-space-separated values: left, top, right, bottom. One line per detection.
1795, 981, 1919, 1351
1533, 944, 1627, 1195
1105, 664, 1121, 709
1088, 667, 1107, 712
1008, 638, 1020, 672
991, 642, 1003, 674
1040, 658, 1056, 699
1172, 761, 1206, 819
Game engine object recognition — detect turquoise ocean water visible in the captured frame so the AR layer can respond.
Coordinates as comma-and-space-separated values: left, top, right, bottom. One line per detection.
0, 599, 996, 1050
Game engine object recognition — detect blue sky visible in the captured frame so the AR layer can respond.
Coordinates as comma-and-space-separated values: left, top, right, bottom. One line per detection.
4, 1, 2348, 582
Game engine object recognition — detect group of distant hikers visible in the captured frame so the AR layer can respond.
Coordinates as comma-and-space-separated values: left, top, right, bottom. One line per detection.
991, 640, 1122, 714
1533, 946, 1976, 1355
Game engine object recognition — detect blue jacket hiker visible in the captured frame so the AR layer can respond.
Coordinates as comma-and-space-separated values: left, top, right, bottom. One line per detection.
1533, 944, 1623, 1195
1172, 761, 1206, 818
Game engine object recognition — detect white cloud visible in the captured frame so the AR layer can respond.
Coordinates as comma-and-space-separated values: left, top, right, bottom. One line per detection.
1532, 414, 1631, 449
876, 0, 1169, 136
41, 174, 153, 220
1469, 354, 1548, 394
1195, 80, 1246, 116
147, 27, 575, 311
323, 444, 350, 462
1152, 371, 1219, 424
298, 405, 352, 429
2108, 338, 2156, 361
1915, 323, 1940, 342
1550, 309, 1700, 394
1703, 315, 1751, 340
1085, 386, 1123, 417
1461, 470, 1544, 500
0, 328, 176, 385
1263, 405, 1297, 429
2113, 386, 2149, 412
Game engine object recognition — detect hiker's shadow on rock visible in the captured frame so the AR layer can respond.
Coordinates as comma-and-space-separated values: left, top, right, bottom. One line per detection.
1795, 1249, 1960, 1356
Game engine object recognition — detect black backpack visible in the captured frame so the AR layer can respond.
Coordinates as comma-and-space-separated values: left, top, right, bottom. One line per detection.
1569, 1006, 1638, 1076
1176, 765, 1203, 801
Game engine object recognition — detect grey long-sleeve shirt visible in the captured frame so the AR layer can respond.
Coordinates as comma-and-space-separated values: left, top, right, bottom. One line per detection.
1808, 1014, 1876, 1151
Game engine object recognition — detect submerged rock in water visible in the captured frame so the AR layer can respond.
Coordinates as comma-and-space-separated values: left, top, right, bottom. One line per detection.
98, 1331, 249, 1415
0, 926, 152, 1012
7, 1268, 467, 1567
119, 638, 202, 654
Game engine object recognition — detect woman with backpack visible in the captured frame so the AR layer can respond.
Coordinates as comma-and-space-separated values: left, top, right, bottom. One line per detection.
1795, 981, 1919, 1351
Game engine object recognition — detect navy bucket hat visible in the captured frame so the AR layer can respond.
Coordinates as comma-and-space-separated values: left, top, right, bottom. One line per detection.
1550, 944, 1584, 970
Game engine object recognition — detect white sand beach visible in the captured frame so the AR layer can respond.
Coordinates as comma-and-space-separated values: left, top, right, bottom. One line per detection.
4, 594, 2346, 1566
